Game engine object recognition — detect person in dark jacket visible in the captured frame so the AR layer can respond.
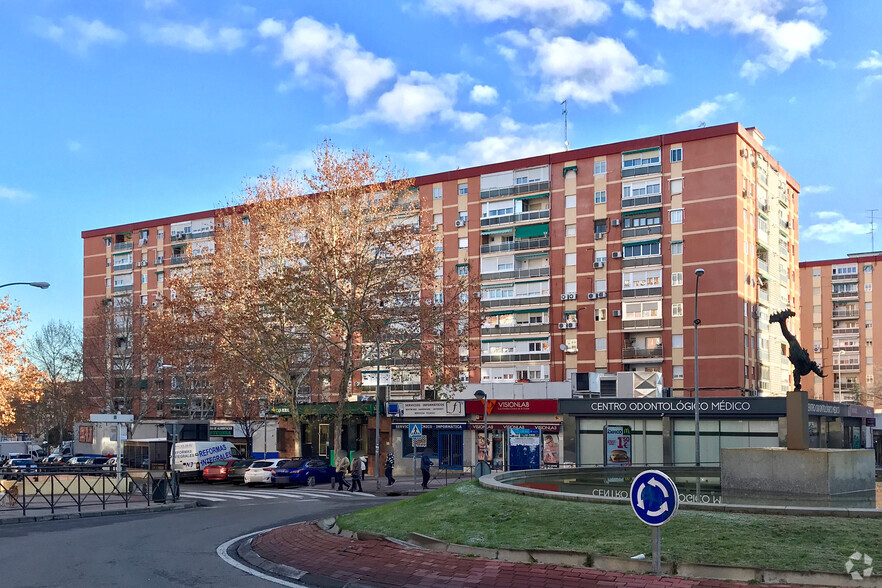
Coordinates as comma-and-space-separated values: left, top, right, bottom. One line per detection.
384, 452, 395, 486
420, 451, 432, 490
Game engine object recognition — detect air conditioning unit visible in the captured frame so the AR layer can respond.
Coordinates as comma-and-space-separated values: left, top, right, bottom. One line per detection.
612, 310, 622, 317
454, 220, 466, 227
155, 258, 164, 264
151, 302, 159, 308
566, 292, 577, 300
593, 261, 604, 269
473, 291, 482, 298
597, 292, 607, 298
558, 322, 569, 329
566, 321, 577, 329
611, 219, 621, 227
594, 232, 604, 240
611, 251, 623, 259
137, 261, 147, 267
587, 293, 597, 300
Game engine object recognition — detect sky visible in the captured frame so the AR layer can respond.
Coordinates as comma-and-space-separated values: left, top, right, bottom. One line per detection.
1, 0, 881, 338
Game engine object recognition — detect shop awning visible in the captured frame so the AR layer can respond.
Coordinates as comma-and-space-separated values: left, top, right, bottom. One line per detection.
514, 223, 549, 239
485, 308, 548, 316
623, 239, 660, 247
481, 228, 514, 236
622, 147, 660, 155
514, 252, 549, 259
622, 207, 661, 216
514, 192, 549, 201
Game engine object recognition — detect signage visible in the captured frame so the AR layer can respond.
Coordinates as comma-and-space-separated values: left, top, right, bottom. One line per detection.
630, 470, 679, 526
413, 436, 427, 448
90, 413, 134, 423
386, 401, 464, 418
409, 423, 423, 438
209, 427, 234, 437
465, 399, 558, 415
270, 405, 292, 416
867, 418, 877, 427
468, 423, 560, 432
393, 423, 467, 430
509, 428, 541, 446
562, 397, 871, 418
78, 425, 93, 444
604, 425, 632, 466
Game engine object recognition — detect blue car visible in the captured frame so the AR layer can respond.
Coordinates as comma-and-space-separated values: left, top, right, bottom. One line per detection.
271, 457, 336, 487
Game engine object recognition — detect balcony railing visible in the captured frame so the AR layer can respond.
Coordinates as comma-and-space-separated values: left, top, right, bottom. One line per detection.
480, 237, 549, 254
832, 291, 859, 300
832, 344, 860, 353
622, 256, 663, 269
113, 242, 133, 251
481, 295, 549, 308
832, 327, 860, 337
621, 164, 662, 178
622, 346, 664, 360
832, 309, 859, 319
621, 194, 663, 209
480, 352, 551, 363
112, 284, 133, 293
113, 263, 133, 272
622, 286, 663, 298
757, 258, 769, 273
480, 209, 550, 227
481, 323, 549, 336
621, 225, 663, 239
622, 318, 663, 330
169, 256, 189, 265
480, 181, 550, 200
758, 289, 770, 302
480, 267, 550, 281
832, 273, 859, 282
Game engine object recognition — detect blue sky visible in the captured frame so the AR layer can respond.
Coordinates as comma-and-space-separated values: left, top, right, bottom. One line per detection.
2, 1, 881, 336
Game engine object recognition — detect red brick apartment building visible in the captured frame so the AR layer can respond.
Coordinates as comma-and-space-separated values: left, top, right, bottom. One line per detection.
82, 122, 800, 415
799, 253, 881, 405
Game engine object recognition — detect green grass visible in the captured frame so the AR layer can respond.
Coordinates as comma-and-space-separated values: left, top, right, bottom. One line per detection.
337, 481, 881, 574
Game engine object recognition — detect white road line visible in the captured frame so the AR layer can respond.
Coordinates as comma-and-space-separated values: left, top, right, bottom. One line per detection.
179, 493, 226, 502
216, 527, 308, 587
180, 491, 253, 500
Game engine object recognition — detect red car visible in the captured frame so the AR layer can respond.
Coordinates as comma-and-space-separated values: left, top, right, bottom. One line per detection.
202, 458, 239, 483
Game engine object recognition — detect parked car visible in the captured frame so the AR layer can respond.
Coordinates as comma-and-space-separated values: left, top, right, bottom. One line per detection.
3, 458, 38, 479
202, 458, 239, 483
66, 457, 92, 466
102, 457, 125, 472
227, 459, 254, 485
271, 457, 336, 487
243, 459, 289, 486
85, 457, 110, 466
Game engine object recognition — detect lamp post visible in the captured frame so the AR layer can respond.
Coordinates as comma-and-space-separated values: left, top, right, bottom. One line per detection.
473, 389, 489, 477
259, 397, 268, 459
0, 282, 50, 290
375, 328, 381, 490
693, 268, 704, 467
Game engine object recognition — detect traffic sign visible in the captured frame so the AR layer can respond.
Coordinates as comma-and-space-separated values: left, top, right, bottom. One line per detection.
413, 436, 427, 448
630, 470, 679, 527
408, 423, 423, 438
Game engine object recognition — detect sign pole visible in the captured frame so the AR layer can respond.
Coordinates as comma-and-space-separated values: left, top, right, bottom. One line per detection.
652, 526, 661, 575
630, 469, 679, 577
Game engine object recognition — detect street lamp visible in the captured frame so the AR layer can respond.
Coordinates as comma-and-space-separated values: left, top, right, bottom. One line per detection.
693, 268, 704, 467
259, 397, 268, 459
0, 282, 50, 290
474, 389, 490, 477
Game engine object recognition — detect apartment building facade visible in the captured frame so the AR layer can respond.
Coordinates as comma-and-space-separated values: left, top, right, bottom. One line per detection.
82, 122, 800, 415
798, 253, 881, 404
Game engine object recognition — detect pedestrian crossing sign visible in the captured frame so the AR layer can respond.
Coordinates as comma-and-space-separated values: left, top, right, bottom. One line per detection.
409, 423, 423, 438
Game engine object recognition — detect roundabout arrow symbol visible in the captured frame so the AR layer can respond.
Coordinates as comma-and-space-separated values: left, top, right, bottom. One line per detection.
647, 501, 669, 518
648, 476, 668, 499
635, 483, 646, 509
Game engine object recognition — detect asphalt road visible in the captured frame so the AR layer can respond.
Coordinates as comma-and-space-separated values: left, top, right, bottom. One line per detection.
0, 483, 400, 587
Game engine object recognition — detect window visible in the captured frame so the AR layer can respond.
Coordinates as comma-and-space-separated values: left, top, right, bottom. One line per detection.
595, 308, 607, 321
671, 272, 683, 286
565, 338, 577, 352
594, 160, 606, 174
565, 281, 577, 294
671, 241, 683, 255
105, 278, 110, 288
434, 243, 443, 252
156, 272, 164, 283
157, 229, 164, 239
594, 190, 606, 204
670, 209, 684, 224
565, 224, 576, 238
865, 264, 874, 274
866, 282, 873, 292
622, 269, 661, 289
139, 229, 148, 241
622, 212, 660, 228
140, 295, 148, 306
515, 176, 528, 185
565, 195, 576, 208
458, 211, 468, 221
867, 302, 873, 312
433, 293, 444, 304
624, 300, 660, 320
458, 184, 468, 195
459, 237, 468, 249
596, 279, 607, 294
595, 337, 607, 351
672, 334, 683, 348
141, 274, 147, 284
595, 250, 607, 263
433, 213, 443, 225
670, 148, 682, 163
622, 179, 661, 198
433, 187, 442, 199
672, 303, 683, 317
565, 253, 576, 266
434, 267, 443, 278
103, 237, 111, 247
673, 365, 684, 379
670, 178, 683, 194
623, 242, 660, 258
457, 265, 469, 276
813, 268, 820, 278
594, 219, 608, 234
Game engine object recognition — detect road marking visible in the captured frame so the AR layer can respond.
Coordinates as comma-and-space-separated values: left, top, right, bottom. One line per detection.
216, 527, 308, 587
180, 493, 226, 502
180, 491, 253, 500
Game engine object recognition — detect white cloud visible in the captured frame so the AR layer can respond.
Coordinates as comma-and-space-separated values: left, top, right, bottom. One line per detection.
801, 211, 869, 244
500, 30, 667, 106
858, 74, 882, 93
470, 84, 499, 104
816, 58, 836, 69
32, 16, 126, 55
801, 184, 832, 194
267, 17, 396, 103
857, 50, 882, 70
257, 18, 286, 38
0, 186, 33, 201
651, 0, 827, 79
674, 93, 738, 128
622, 0, 648, 19
426, 0, 610, 26
67, 140, 82, 153
142, 22, 246, 52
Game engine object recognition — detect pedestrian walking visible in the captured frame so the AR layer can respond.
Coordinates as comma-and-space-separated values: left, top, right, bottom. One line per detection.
350, 453, 365, 492
334, 453, 351, 491
384, 452, 395, 486
420, 451, 433, 490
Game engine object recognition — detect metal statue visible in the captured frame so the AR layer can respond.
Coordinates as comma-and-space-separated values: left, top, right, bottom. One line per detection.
769, 309, 826, 391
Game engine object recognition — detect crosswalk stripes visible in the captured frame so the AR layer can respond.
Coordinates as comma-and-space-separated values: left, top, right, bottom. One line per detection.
178, 486, 384, 504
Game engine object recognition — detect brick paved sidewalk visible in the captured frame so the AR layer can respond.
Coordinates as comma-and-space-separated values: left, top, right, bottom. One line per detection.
250, 522, 803, 588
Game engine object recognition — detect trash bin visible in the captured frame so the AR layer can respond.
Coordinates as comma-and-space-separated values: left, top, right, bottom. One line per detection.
151, 477, 167, 503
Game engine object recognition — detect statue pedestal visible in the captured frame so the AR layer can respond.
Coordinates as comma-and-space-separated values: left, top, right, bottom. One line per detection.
785, 390, 809, 450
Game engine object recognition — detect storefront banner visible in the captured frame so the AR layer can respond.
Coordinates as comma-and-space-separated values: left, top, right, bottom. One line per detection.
465, 399, 558, 415
468, 423, 560, 432
386, 401, 464, 418
604, 425, 632, 466
392, 423, 467, 430
562, 397, 869, 418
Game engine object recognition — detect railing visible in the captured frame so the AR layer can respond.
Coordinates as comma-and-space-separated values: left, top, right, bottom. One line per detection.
113, 263, 133, 272
621, 194, 662, 209
169, 256, 188, 265
480, 180, 550, 200
480, 237, 550, 254
480, 352, 550, 363
621, 225, 662, 239
0, 470, 179, 517
621, 164, 662, 178
622, 346, 664, 360
622, 256, 663, 269
112, 284, 133, 293
113, 242, 133, 251
480, 267, 550, 281
481, 323, 549, 336
622, 286, 663, 298
481, 295, 549, 308
757, 258, 769, 273
832, 273, 859, 282
832, 309, 859, 319
832, 344, 859, 353
831, 291, 859, 299
758, 290, 770, 302
622, 318, 663, 330
480, 209, 550, 227
832, 327, 860, 337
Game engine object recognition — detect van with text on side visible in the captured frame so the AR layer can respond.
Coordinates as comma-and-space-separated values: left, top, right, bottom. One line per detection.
171, 441, 242, 481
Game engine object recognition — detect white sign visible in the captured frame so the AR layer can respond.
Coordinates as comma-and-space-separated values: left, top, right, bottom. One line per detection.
409, 424, 423, 438
413, 436, 427, 448
91, 413, 134, 423
386, 401, 465, 418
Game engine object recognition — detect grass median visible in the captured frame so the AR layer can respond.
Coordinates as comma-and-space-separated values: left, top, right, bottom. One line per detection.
336, 481, 880, 574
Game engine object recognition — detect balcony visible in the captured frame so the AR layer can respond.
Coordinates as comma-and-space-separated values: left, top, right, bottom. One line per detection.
622, 318, 663, 330
758, 289, 770, 304
757, 258, 769, 273
621, 164, 662, 178
480, 237, 549, 255
833, 358, 861, 372
481, 323, 549, 336
832, 327, 860, 337
622, 286, 663, 298
169, 255, 189, 265
480, 181, 550, 200
622, 346, 664, 360
112, 284, 133, 293
832, 343, 859, 353
113, 242, 133, 251
832, 273, 858, 282
621, 225, 663, 239
480, 352, 551, 363
621, 194, 662, 209
832, 290, 859, 300
480, 209, 550, 227
832, 308, 859, 320
481, 295, 549, 308
113, 263, 133, 272
480, 267, 550, 281
622, 255, 663, 269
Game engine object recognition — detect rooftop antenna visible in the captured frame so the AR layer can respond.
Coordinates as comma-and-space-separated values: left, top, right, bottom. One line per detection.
870, 209, 879, 252
561, 99, 569, 150
698, 121, 706, 128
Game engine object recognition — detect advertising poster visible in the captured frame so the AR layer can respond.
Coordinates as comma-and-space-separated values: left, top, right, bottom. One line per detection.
542, 433, 559, 466
509, 428, 541, 471
604, 425, 632, 466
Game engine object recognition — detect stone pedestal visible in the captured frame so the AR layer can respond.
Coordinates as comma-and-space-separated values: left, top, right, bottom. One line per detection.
785, 390, 809, 450
721, 447, 876, 496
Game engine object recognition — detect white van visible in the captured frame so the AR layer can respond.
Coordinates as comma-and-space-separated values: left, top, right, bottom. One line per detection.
171, 441, 242, 481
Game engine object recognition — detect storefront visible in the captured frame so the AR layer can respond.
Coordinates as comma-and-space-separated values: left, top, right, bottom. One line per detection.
387, 401, 467, 472
464, 399, 562, 471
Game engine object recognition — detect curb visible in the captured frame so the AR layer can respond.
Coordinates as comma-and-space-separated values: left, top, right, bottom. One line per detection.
0, 500, 197, 525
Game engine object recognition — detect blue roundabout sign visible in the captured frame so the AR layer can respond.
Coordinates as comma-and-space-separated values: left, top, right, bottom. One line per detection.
630, 470, 679, 526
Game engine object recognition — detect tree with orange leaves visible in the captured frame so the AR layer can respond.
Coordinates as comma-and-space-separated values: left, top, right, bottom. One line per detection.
0, 298, 43, 430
